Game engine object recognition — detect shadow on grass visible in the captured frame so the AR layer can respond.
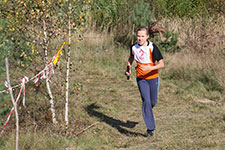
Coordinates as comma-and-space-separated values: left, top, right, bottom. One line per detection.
85, 103, 145, 137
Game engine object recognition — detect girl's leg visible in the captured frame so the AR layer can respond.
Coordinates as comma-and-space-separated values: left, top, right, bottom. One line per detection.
137, 78, 155, 131
148, 77, 159, 108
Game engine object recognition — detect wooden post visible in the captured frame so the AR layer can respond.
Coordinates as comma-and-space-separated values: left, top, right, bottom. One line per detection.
5, 58, 19, 150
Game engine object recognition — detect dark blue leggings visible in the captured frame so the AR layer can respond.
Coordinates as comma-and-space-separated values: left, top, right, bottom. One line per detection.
137, 77, 159, 131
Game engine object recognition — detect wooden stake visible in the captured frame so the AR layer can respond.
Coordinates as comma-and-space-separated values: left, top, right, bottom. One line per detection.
5, 58, 19, 150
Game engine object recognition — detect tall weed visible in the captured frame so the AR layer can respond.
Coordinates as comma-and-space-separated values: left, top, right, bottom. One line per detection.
158, 16, 225, 101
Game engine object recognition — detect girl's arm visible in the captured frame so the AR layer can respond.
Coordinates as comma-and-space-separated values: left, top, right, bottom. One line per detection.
128, 56, 134, 67
140, 59, 164, 71
125, 56, 134, 76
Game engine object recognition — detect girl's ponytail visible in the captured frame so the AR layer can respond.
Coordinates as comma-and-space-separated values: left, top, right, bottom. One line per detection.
136, 22, 166, 37
148, 21, 166, 37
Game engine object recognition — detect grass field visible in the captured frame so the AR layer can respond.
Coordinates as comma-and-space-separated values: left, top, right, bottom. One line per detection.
0, 19, 225, 150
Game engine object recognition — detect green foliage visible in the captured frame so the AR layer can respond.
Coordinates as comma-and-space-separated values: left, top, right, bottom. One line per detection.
129, 0, 155, 27
154, 0, 224, 18
0, 0, 91, 66
127, 0, 155, 43
90, 0, 155, 29
88, 0, 224, 46
205, 0, 225, 14
89, 0, 224, 37
0, 81, 11, 126
155, 22, 181, 53
0, 1, 41, 67
154, 0, 208, 17
90, 0, 129, 30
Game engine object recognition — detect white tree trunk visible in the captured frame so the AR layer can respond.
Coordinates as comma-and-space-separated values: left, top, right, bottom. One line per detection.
5, 58, 19, 150
65, 3, 71, 125
43, 19, 56, 124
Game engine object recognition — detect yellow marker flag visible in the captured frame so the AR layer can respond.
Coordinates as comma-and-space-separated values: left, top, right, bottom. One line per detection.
56, 42, 70, 56
53, 55, 59, 65
53, 42, 71, 65
57, 49, 62, 56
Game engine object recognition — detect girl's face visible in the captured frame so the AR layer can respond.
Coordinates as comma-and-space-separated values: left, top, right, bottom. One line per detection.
137, 30, 149, 46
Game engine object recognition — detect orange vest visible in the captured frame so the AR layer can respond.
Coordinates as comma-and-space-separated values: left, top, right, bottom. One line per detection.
131, 42, 159, 79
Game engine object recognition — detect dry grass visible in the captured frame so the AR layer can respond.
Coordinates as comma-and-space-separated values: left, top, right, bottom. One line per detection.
159, 16, 225, 97
82, 30, 114, 48
159, 15, 225, 49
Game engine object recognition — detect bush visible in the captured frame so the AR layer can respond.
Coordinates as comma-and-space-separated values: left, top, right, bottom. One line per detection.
156, 22, 181, 53
90, 0, 129, 30
154, 0, 208, 18
129, 0, 155, 27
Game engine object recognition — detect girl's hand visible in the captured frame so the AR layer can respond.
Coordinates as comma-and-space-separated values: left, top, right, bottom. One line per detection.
125, 65, 131, 80
140, 64, 152, 71
125, 65, 131, 76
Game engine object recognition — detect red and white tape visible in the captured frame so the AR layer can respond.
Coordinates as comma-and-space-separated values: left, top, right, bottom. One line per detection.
0, 43, 66, 134
0, 58, 55, 133
1, 77, 28, 134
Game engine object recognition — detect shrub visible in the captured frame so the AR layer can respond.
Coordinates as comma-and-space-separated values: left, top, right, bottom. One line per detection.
157, 22, 181, 53
154, 0, 209, 18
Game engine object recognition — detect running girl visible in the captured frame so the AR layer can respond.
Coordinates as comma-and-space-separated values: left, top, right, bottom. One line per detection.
125, 26, 164, 137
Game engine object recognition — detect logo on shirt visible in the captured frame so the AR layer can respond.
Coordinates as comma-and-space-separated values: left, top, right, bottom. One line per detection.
139, 49, 145, 60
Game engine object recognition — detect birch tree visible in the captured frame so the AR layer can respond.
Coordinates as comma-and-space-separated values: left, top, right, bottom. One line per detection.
65, 3, 71, 125
43, 19, 57, 124
64, 0, 91, 125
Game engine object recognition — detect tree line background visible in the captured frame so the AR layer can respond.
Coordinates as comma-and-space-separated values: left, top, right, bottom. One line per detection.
1, 0, 224, 69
